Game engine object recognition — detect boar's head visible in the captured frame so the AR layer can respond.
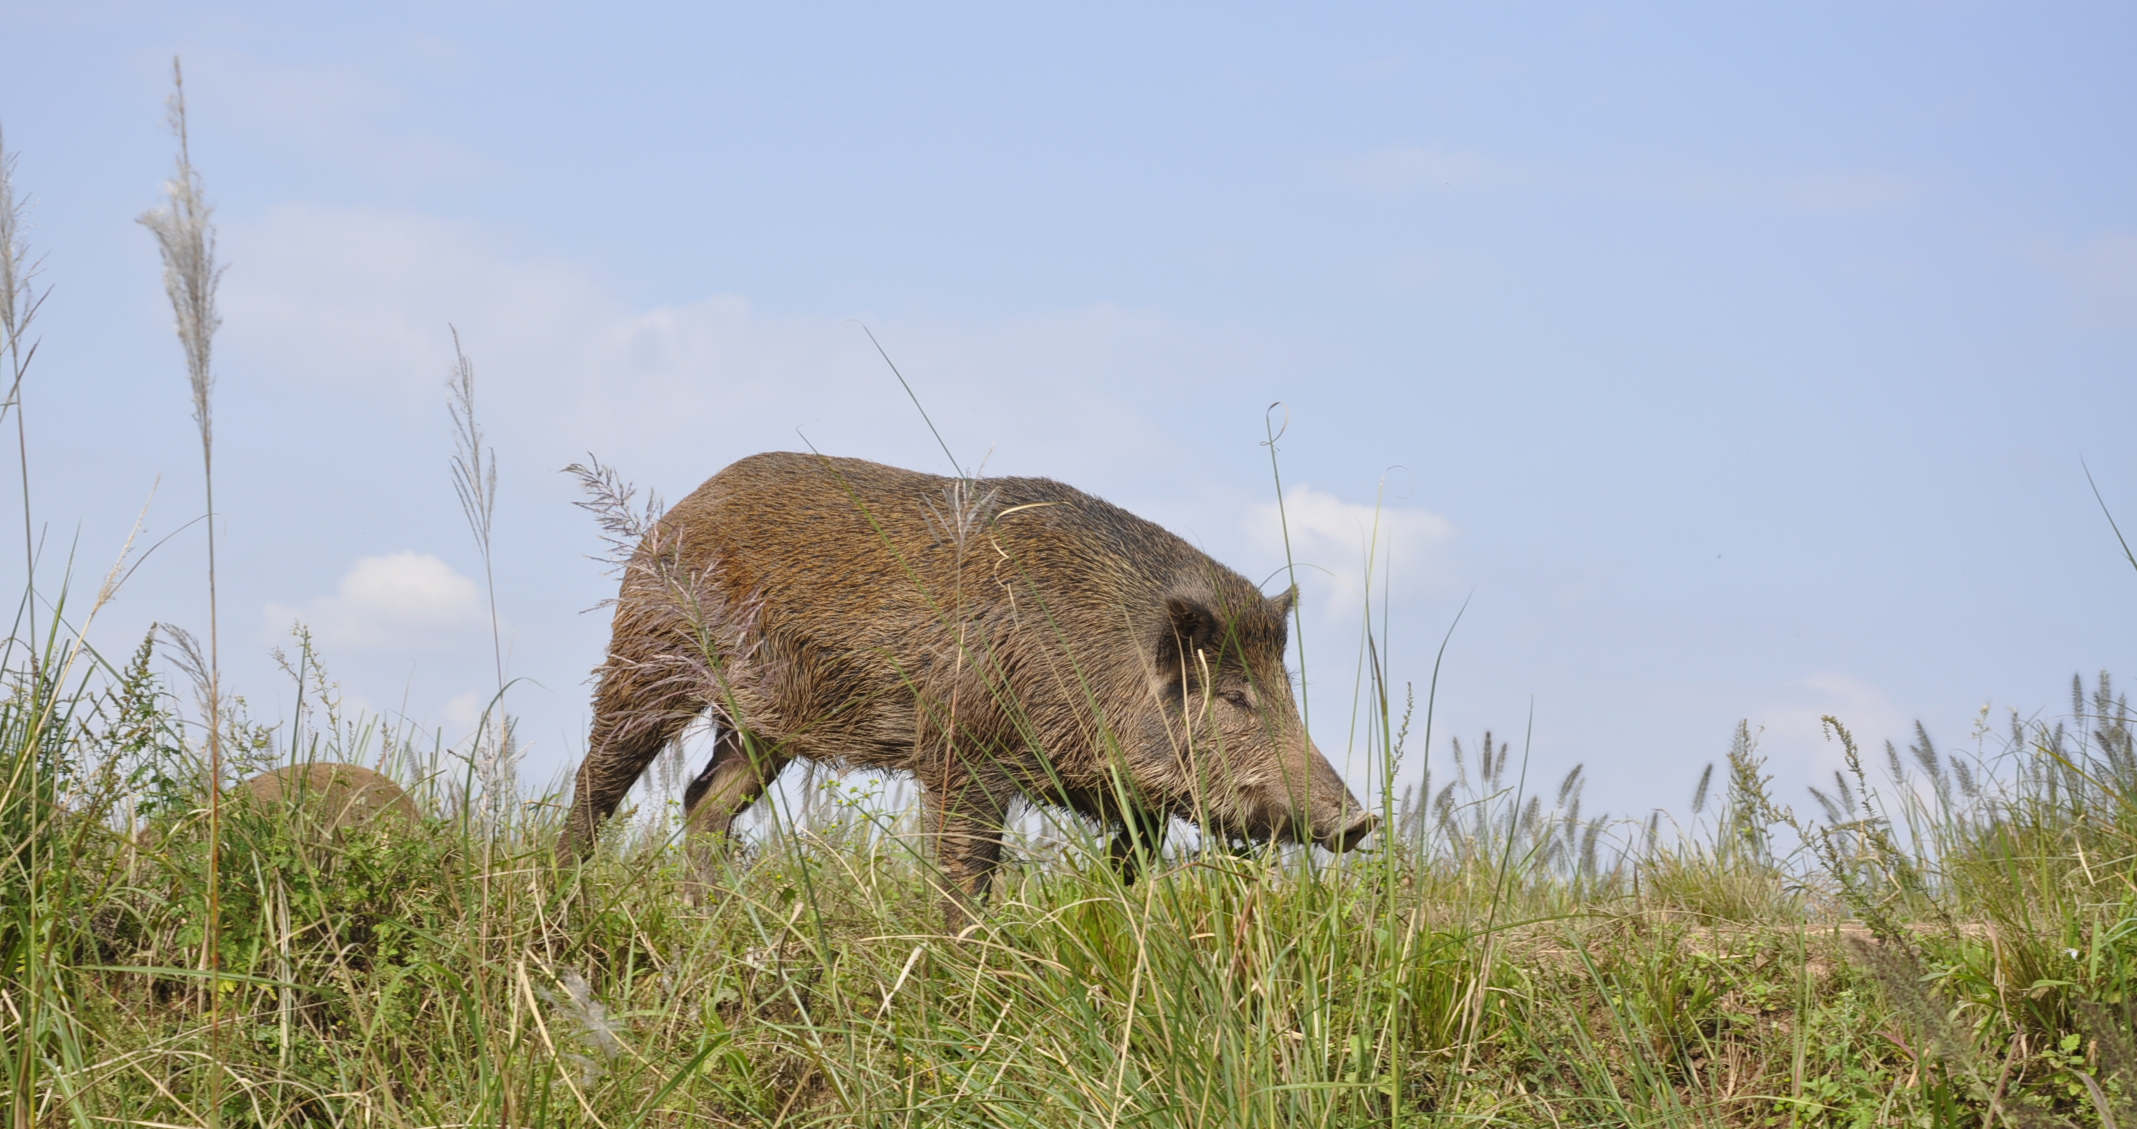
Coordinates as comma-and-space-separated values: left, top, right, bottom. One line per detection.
1139, 580, 1377, 853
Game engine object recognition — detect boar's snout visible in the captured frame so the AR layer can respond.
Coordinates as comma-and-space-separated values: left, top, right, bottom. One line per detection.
1244, 743, 1377, 853
1320, 808, 1378, 852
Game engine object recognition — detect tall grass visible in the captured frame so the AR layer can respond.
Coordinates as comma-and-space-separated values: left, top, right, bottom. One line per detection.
4, 68, 2137, 1129
0, 124, 45, 675
136, 60, 226, 1078
446, 325, 517, 827
7, 657, 2136, 1124
0, 120, 46, 1129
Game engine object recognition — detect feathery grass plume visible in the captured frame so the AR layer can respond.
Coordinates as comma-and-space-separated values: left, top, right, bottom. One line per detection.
446, 327, 516, 825
1689, 761, 1713, 817
136, 58, 228, 1097
1576, 816, 1603, 880
1882, 737, 1906, 787
447, 327, 500, 683
1950, 755, 1978, 800
2095, 681, 2137, 790
1555, 762, 1584, 807
0, 125, 47, 672
1910, 720, 1951, 814
563, 454, 664, 573
2074, 672, 2088, 732
156, 623, 216, 735
139, 70, 222, 452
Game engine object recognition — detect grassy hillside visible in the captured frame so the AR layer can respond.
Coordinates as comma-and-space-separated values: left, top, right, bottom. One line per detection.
3, 650, 2135, 1125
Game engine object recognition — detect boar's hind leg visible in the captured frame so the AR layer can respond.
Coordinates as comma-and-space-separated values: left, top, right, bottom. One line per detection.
681, 727, 787, 872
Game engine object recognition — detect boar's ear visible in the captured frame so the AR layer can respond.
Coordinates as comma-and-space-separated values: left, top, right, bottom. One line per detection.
1153, 595, 1220, 692
1270, 584, 1299, 621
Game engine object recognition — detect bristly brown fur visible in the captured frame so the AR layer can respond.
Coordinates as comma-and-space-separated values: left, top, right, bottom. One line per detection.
559, 451, 1374, 928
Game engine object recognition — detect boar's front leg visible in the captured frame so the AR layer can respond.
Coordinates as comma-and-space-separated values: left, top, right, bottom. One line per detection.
1105, 807, 1169, 886
921, 770, 1013, 933
681, 726, 788, 882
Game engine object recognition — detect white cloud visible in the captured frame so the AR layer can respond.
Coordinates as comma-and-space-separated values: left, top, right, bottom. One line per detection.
444, 690, 484, 732
566, 297, 1253, 471
180, 50, 492, 183
1647, 165, 1917, 215
1751, 672, 1913, 794
264, 552, 485, 649
220, 205, 612, 413
1247, 484, 1456, 615
1331, 146, 1517, 194
216, 205, 1286, 497
1328, 145, 1914, 215
1778, 171, 1915, 214
2040, 232, 2137, 325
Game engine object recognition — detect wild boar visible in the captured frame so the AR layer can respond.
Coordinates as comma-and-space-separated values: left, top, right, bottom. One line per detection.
559, 451, 1376, 926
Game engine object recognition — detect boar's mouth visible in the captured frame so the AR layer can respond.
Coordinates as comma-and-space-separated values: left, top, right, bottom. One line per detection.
1210, 806, 1379, 853
1318, 810, 1379, 852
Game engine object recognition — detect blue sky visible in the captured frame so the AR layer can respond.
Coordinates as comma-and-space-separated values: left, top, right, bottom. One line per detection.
5, 2, 2133, 830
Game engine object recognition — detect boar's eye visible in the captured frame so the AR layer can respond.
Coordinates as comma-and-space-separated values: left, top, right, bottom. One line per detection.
1219, 688, 1252, 710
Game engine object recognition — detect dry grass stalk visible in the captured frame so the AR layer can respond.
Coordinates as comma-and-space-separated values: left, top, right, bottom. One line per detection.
447, 327, 516, 825
0, 124, 48, 668
135, 55, 228, 1110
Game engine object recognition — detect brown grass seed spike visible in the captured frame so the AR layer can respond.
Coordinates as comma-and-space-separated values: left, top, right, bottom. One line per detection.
233, 763, 420, 835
